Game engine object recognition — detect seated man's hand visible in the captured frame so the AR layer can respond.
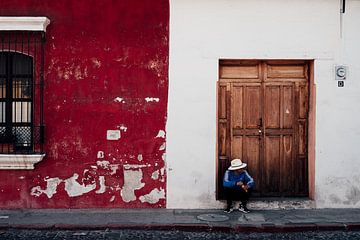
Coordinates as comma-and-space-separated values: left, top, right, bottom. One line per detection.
242, 185, 249, 191
236, 181, 244, 187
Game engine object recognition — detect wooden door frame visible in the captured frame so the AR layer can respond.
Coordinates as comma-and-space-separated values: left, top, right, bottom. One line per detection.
216, 59, 315, 200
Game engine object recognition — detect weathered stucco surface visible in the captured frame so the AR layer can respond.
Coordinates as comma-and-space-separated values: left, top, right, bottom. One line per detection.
0, 0, 168, 208
167, 0, 360, 208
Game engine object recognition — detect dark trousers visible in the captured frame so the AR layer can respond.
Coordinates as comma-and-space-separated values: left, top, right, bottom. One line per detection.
224, 187, 252, 208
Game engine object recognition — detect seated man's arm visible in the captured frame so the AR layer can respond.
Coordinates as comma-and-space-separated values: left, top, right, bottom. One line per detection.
223, 170, 236, 188
244, 171, 255, 189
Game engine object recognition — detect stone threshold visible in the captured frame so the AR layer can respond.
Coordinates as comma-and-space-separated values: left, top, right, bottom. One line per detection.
248, 197, 315, 210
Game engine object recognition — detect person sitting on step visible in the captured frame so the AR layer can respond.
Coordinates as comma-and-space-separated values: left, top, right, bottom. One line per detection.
223, 158, 255, 213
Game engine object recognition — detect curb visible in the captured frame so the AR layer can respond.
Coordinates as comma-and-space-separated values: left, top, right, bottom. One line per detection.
0, 223, 360, 232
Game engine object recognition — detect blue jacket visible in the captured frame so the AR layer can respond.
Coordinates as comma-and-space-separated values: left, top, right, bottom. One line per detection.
223, 170, 255, 189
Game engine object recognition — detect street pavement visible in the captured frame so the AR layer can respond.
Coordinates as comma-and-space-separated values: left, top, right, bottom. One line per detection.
0, 208, 360, 233
1, 229, 360, 240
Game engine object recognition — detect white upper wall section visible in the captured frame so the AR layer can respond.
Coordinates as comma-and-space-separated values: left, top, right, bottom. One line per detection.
0, 17, 50, 32
167, 0, 360, 208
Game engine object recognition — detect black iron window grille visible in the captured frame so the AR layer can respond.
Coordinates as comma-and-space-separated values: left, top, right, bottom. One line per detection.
0, 31, 45, 154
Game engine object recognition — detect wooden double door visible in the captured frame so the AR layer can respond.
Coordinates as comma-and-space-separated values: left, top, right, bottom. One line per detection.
218, 60, 309, 198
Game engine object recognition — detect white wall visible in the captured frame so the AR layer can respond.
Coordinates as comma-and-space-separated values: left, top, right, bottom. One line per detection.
167, 0, 360, 208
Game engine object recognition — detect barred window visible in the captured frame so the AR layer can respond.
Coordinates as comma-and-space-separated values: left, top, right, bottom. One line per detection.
0, 17, 49, 169
1, 51, 33, 152
0, 32, 45, 154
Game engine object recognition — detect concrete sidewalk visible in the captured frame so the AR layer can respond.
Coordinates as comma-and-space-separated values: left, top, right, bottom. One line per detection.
0, 208, 359, 232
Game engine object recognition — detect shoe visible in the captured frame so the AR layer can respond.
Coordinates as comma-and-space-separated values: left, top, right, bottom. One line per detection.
238, 205, 250, 213
223, 207, 234, 213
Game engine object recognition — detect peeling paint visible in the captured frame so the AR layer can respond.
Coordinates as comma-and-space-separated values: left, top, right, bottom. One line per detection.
64, 173, 96, 197
160, 167, 165, 176
110, 195, 115, 202
91, 58, 101, 68
151, 170, 159, 180
96, 160, 119, 174
18, 176, 25, 180
109, 164, 119, 175
95, 176, 106, 194
30, 177, 62, 198
139, 188, 165, 204
137, 154, 143, 161
155, 130, 166, 138
123, 164, 151, 170
114, 97, 125, 103
118, 124, 128, 132
159, 142, 166, 151
97, 151, 104, 159
162, 153, 166, 162
145, 97, 160, 102
97, 160, 110, 169
120, 169, 145, 202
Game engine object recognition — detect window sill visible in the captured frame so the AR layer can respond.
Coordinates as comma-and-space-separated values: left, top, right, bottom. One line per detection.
0, 154, 45, 170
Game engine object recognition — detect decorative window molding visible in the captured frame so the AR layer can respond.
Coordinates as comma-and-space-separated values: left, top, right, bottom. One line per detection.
0, 16, 49, 170
0, 17, 50, 32
0, 154, 45, 169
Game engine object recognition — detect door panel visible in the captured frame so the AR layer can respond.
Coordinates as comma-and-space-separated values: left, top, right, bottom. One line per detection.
264, 136, 281, 195
281, 135, 294, 195
244, 86, 262, 129
283, 86, 294, 128
218, 60, 309, 198
243, 136, 261, 193
264, 86, 281, 129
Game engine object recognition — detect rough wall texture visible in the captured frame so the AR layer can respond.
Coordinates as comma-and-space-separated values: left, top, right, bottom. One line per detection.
0, 0, 169, 208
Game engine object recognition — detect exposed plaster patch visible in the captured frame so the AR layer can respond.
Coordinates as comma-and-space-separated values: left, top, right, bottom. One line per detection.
123, 164, 151, 170
114, 97, 125, 103
95, 176, 106, 194
110, 195, 115, 202
160, 167, 165, 176
118, 124, 128, 132
91, 58, 101, 68
145, 97, 160, 102
139, 188, 165, 204
109, 164, 119, 175
120, 169, 145, 202
30, 177, 62, 198
162, 153, 166, 162
97, 151, 104, 159
155, 130, 166, 138
97, 160, 110, 169
64, 173, 96, 197
151, 170, 159, 180
147, 59, 163, 77
137, 154, 143, 161
74, 65, 84, 80
18, 176, 25, 180
159, 142, 166, 151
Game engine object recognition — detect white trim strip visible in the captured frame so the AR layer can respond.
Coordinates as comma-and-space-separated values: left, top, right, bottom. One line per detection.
0, 154, 45, 169
0, 17, 50, 32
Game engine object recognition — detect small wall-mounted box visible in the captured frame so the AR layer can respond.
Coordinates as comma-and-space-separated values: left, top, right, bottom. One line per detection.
335, 65, 347, 80
107, 130, 121, 140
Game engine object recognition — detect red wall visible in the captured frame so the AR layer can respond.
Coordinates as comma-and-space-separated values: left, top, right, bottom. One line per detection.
0, 0, 169, 208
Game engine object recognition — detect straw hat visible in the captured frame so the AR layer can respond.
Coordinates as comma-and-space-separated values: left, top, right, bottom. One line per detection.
228, 158, 247, 170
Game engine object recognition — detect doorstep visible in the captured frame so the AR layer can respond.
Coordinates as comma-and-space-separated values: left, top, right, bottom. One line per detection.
248, 198, 315, 210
